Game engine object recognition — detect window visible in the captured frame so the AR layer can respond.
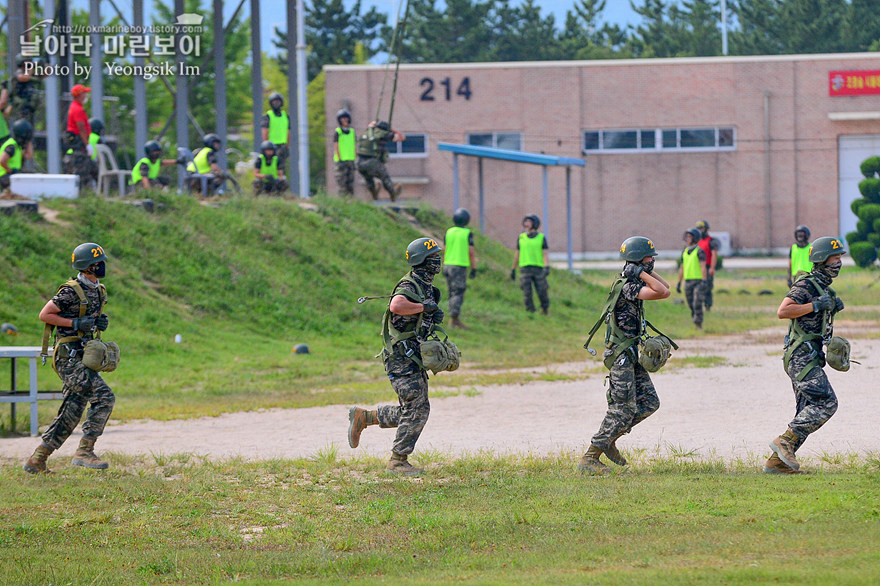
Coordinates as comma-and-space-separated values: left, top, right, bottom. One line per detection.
467, 132, 522, 151
583, 127, 736, 153
388, 133, 428, 157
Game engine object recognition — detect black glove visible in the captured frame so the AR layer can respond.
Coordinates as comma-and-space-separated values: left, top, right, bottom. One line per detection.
421, 299, 439, 315
71, 316, 96, 331
176, 155, 187, 166
676, 281, 682, 294
812, 295, 834, 313
622, 263, 643, 281
95, 314, 109, 331
469, 268, 477, 279
542, 266, 550, 278
833, 297, 845, 313
786, 276, 793, 288
432, 307, 445, 324
510, 268, 516, 281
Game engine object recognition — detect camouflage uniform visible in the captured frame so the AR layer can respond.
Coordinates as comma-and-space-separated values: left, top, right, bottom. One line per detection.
684, 281, 707, 326
335, 160, 355, 196
62, 135, 96, 187
591, 279, 659, 450
357, 156, 395, 198
783, 272, 839, 449
41, 276, 115, 450
252, 177, 288, 196
443, 266, 468, 318
376, 274, 437, 455
520, 266, 549, 312
10, 73, 40, 126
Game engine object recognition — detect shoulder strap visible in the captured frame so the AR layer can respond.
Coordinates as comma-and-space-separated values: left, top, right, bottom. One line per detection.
40, 279, 89, 360
584, 277, 626, 355
380, 274, 427, 355
644, 319, 679, 350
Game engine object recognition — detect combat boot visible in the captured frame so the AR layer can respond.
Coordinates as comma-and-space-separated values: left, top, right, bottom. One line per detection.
386, 452, 423, 476
763, 453, 803, 475
603, 440, 627, 466
71, 437, 109, 469
348, 407, 378, 448
541, 307, 549, 315
23, 444, 54, 475
769, 429, 800, 471
368, 180, 380, 200
450, 316, 468, 329
391, 183, 403, 202
577, 445, 608, 474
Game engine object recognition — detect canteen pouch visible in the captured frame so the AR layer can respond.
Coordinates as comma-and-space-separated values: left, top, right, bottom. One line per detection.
419, 337, 460, 374
638, 335, 672, 373
82, 339, 121, 372
825, 336, 851, 372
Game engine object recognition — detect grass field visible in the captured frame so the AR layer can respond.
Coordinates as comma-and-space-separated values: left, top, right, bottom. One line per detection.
3, 453, 880, 584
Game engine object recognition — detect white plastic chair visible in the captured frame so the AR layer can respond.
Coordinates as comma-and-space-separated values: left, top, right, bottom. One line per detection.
95, 144, 132, 197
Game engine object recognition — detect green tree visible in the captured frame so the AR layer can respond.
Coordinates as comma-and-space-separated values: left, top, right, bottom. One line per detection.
559, 0, 629, 59
731, 0, 850, 55
398, 0, 496, 63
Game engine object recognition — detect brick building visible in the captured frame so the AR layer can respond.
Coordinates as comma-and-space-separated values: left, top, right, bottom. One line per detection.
325, 53, 880, 255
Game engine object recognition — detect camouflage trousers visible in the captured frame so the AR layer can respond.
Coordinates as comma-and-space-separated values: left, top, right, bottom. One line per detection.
520, 266, 549, 312
704, 274, 715, 309
443, 266, 468, 318
591, 347, 659, 450
252, 177, 288, 196
63, 150, 97, 187
357, 156, 395, 198
133, 176, 170, 191
42, 352, 115, 450
335, 160, 355, 196
377, 349, 430, 456
684, 280, 707, 326
784, 344, 838, 449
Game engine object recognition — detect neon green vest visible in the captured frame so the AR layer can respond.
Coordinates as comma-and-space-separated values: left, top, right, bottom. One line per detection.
518, 233, 545, 267
187, 148, 213, 174
791, 244, 812, 276
0, 137, 22, 177
444, 227, 471, 267
334, 127, 356, 162
682, 246, 703, 280
88, 133, 100, 160
266, 110, 289, 145
130, 156, 161, 184
259, 154, 279, 179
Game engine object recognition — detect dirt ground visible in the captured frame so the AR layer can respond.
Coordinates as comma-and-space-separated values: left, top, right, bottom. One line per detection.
3, 326, 879, 466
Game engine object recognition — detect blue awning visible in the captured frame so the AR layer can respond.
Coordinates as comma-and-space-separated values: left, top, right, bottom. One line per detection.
438, 143, 585, 167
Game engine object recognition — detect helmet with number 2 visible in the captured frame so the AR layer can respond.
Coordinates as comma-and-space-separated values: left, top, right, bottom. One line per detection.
808, 237, 846, 264
405, 237, 443, 267
72, 242, 108, 271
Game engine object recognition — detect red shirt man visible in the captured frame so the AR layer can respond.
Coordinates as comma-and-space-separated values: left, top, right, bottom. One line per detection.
66, 84, 91, 152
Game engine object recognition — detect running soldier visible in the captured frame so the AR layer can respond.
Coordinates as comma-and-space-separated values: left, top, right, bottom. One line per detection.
347, 238, 445, 475
23, 243, 115, 474
676, 228, 708, 329
579, 237, 671, 474
766, 237, 848, 474
356, 120, 404, 201
443, 208, 477, 328
511, 215, 550, 314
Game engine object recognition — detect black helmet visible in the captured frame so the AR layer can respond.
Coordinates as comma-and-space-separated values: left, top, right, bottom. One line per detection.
405, 237, 442, 267
336, 109, 351, 124
268, 92, 284, 108
203, 133, 221, 149
808, 237, 846, 264
683, 228, 701, 242
522, 215, 541, 230
695, 220, 710, 232
71, 242, 108, 271
794, 225, 811, 241
260, 141, 276, 153
376, 121, 391, 131
11, 119, 33, 143
619, 236, 658, 262
453, 208, 470, 227
89, 118, 104, 134
144, 140, 162, 157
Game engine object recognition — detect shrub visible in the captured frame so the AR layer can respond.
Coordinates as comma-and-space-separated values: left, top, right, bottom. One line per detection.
869, 233, 880, 248
857, 220, 870, 237
857, 203, 880, 225
845, 230, 864, 245
860, 155, 880, 178
875, 217, 880, 234
852, 198, 866, 216
859, 178, 880, 202
849, 241, 878, 267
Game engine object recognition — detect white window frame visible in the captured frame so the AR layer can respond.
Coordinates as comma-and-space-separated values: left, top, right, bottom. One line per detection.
583, 127, 737, 154
388, 133, 429, 159
467, 131, 523, 151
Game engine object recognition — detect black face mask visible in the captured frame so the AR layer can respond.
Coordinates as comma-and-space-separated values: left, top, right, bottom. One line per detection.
643, 259, 655, 274
90, 261, 106, 278
821, 261, 842, 279
422, 255, 442, 276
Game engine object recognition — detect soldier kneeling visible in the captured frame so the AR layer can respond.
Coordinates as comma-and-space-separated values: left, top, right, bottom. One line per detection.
252, 141, 288, 196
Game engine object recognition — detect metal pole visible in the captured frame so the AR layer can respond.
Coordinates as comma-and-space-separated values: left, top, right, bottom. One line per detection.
175, 0, 188, 191
133, 0, 147, 151
566, 167, 572, 271
45, 0, 62, 173
59, 0, 73, 94
296, 0, 309, 198
250, 0, 262, 154
764, 90, 772, 253
213, 0, 227, 171
478, 157, 485, 233
286, 0, 299, 192
721, 0, 728, 56
10, 358, 16, 434
89, 0, 104, 121
453, 154, 459, 210
7, 0, 23, 87
542, 165, 549, 239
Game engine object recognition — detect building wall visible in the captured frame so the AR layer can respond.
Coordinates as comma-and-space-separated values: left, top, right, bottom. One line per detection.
325, 54, 880, 254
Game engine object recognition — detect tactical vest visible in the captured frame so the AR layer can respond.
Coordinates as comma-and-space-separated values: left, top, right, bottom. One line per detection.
518, 233, 545, 267
790, 244, 812, 276
697, 236, 715, 267
130, 156, 161, 184
444, 227, 471, 267
0, 137, 22, 177
356, 126, 392, 160
266, 110, 289, 145
187, 147, 213, 174
259, 154, 279, 179
88, 132, 100, 161
40, 279, 107, 375
334, 127, 356, 162
380, 274, 433, 370
681, 246, 703, 280
784, 274, 836, 381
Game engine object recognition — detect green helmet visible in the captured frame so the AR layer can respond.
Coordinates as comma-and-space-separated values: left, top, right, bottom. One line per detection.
71, 242, 108, 271
695, 220, 710, 232
405, 237, 442, 266
619, 236, 658, 262
808, 237, 846, 263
